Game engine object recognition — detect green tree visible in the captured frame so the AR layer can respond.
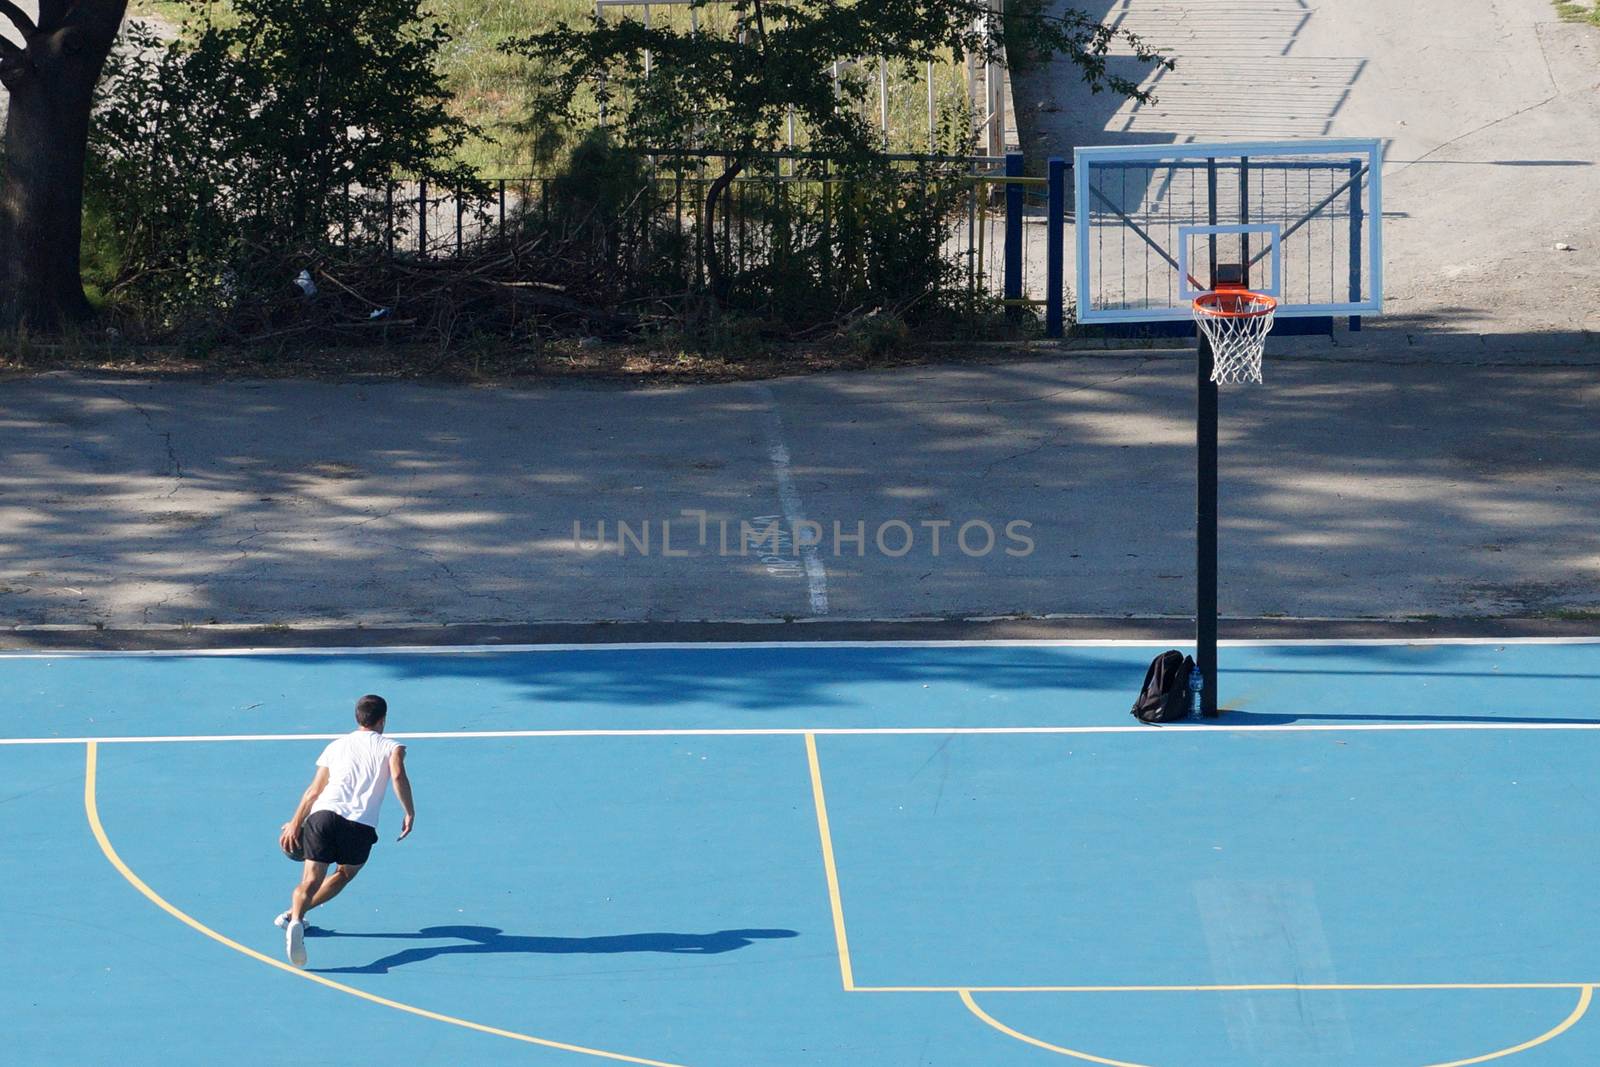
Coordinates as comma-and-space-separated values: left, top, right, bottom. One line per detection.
506, 0, 1171, 300
91, 0, 478, 328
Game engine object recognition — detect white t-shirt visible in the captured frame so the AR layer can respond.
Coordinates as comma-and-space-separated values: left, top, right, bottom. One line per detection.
311, 729, 403, 828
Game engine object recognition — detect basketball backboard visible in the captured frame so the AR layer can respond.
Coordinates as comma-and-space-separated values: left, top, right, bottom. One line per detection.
1073, 139, 1383, 323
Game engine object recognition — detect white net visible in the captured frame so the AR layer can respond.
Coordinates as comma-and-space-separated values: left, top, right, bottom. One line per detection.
1192, 291, 1277, 385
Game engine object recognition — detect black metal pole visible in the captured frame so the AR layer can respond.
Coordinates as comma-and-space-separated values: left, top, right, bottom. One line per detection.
1197, 331, 1220, 717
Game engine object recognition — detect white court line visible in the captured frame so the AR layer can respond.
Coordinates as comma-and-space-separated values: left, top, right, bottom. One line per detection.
7, 722, 1600, 745
0, 636, 1597, 658
756, 384, 829, 616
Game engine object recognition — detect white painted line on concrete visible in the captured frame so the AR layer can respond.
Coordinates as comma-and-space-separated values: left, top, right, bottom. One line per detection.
6, 722, 1600, 745
0, 611, 1448, 632
0, 636, 1595, 658
755, 384, 829, 616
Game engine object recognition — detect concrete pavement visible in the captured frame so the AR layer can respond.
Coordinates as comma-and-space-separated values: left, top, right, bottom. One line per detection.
3, 343, 1596, 629
1012, 0, 1600, 335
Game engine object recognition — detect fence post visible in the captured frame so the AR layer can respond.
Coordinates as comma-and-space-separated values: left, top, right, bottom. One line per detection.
820, 159, 831, 297
1003, 151, 1023, 316
417, 180, 428, 257
1045, 156, 1065, 338
774, 157, 786, 301
842, 175, 855, 301
1348, 158, 1363, 332
693, 185, 704, 287
674, 169, 684, 276
966, 162, 978, 312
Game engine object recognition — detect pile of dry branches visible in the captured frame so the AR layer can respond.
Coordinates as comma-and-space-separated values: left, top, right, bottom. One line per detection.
224, 217, 651, 349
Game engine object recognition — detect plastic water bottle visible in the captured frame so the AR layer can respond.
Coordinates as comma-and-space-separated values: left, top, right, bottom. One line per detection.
1188, 663, 1204, 717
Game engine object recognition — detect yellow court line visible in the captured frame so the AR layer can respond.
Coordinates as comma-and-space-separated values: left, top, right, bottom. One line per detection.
959, 986, 1593, 1067
1420, 984, 1592, 1067
959, 989, 1154, 1067
82, 742, 686, 1067
804, 732, 855, 991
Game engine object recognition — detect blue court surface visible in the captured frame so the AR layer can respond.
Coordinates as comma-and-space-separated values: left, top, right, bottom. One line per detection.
4, 637, 1600, 1066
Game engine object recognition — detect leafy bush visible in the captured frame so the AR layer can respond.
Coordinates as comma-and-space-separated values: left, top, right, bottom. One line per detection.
517, 150, 977, 337
90, 0, 480, 333
502, 0, 1165, 330
545, 130, 653, 232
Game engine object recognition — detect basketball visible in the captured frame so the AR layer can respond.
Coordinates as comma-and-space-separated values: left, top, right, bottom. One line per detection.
283, 839, 305, 862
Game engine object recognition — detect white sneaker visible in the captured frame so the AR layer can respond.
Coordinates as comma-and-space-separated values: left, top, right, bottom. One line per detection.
273, 911, 291, 929
286, 920, 307, 967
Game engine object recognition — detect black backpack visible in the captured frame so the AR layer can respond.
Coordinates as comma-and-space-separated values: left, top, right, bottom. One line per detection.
1131, 650, 1194, 723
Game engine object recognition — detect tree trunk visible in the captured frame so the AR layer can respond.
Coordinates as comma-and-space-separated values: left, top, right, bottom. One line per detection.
0, 1, 128, 330
702, 155, 746, 305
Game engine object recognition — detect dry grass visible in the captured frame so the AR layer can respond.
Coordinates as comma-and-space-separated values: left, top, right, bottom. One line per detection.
1552, 0, 1600, 24
126, 0, 976, 174
0, 334, 1038, 384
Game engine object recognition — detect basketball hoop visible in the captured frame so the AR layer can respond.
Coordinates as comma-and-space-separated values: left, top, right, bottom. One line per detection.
1192, 289, 1277, 385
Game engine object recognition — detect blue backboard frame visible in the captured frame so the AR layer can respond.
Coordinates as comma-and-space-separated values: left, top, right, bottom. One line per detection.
1074, 139, 1383, 324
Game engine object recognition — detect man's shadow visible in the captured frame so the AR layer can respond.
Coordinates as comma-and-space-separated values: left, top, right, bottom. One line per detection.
309, 925, 799, 974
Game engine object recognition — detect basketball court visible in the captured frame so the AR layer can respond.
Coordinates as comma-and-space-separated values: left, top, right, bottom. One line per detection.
4, 6, 1596, 1060
6, 637, 1600, 1065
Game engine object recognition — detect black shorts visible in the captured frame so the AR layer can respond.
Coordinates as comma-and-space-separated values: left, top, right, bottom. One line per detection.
301, 810, 378, 866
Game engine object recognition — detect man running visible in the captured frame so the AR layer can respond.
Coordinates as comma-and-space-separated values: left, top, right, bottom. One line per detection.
276, 694, 415, 967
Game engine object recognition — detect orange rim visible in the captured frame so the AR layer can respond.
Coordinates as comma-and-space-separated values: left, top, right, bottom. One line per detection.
1192, 290, 1277, 318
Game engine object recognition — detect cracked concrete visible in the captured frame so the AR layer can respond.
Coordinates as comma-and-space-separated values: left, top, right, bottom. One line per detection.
2, 350, 1597, 628
104, 387, 185, 495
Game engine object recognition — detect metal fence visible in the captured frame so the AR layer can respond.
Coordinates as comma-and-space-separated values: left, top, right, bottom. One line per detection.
369, 151, 1057, 319
356, 148, 1371, 336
